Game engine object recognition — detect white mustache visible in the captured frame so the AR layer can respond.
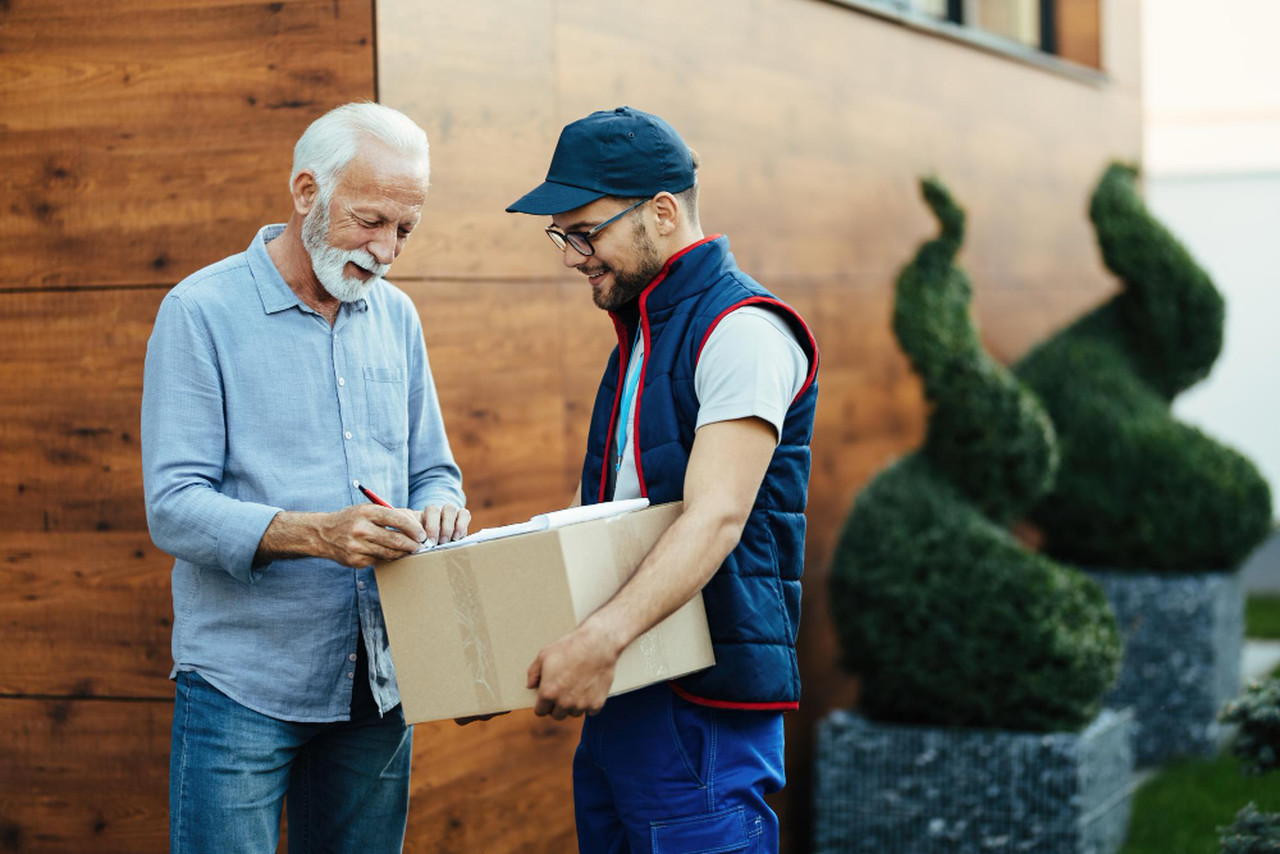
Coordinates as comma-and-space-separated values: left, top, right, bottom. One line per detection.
339, 249, 390, 280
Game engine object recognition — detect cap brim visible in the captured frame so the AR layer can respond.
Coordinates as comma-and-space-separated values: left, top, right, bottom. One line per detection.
505, 181, 606, 215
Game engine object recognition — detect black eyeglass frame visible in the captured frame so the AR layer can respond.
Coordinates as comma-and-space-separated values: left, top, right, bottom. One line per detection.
545, 196, 652, 256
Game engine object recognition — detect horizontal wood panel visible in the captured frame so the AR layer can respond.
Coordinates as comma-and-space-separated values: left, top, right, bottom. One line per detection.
375, 0, 558, 281
0, 697, 172, 853
380, 0, 1140, 298
0, 697, 577, 853
0, 533, 173, 698
0, 289, 161, 534
0, 0, 375, 289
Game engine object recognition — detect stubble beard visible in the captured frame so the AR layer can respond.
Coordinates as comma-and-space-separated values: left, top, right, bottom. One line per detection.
590, 223, 666, 312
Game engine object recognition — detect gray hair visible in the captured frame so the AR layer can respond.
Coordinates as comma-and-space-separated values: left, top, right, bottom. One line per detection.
290, 102, 430, 197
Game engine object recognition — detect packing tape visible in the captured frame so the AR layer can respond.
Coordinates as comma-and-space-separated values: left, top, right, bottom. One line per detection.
443, 549, 501, 709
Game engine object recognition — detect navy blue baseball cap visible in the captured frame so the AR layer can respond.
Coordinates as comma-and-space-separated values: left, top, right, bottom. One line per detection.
506, 106, 697, 215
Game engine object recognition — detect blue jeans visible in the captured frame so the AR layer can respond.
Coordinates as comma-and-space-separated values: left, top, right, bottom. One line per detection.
170, 666, 412, 853
573, 684, 786, 853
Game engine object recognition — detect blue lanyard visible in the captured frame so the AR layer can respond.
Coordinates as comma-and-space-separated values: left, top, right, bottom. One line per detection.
614, 334, 643, 472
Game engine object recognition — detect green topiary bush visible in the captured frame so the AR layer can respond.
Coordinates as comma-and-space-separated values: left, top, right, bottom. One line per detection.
828, 178, 1121, 732
1220, 804, 1280, 853
1218, 681, 1280, 852
1014, 163, 1272, 571
1222, 678, 1280, 776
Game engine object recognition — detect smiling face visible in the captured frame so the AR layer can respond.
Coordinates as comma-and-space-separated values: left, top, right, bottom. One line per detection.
551, 197, 668, 312
301, 138, 428, 303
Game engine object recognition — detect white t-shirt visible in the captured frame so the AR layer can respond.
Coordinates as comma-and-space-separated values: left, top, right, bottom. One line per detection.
611, 306, 809, 501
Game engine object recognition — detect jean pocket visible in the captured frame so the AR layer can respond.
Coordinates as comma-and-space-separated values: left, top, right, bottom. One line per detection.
363, 366, 408, 451
651, 806, 750, 853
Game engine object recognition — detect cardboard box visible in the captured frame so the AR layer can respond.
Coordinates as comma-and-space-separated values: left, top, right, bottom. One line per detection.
375, 501, 715, 724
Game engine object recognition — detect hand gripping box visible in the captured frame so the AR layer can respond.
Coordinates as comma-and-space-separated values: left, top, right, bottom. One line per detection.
374, 501, 715, 724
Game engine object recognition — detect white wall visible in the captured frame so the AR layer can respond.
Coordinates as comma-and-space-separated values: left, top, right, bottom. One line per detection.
1143, 0, 1280, 513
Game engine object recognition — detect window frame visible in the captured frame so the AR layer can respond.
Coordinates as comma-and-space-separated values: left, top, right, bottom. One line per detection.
825, 0, 1105, 85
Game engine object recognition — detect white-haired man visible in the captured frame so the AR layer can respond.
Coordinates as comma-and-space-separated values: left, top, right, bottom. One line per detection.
142, 102, 468, 852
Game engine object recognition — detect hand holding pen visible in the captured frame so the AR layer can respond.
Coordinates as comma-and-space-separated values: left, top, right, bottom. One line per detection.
357, 483, 471, 548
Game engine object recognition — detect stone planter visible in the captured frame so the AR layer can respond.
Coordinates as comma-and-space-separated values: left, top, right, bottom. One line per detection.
1085, 568, 1244, 766
813, 709, 1134, 854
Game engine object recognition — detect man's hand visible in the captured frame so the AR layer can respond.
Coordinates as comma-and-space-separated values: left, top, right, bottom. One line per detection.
421, 504, 471, 546
314, 504, 427, 567
257, 504, 427, 568
526, 621, 621, 720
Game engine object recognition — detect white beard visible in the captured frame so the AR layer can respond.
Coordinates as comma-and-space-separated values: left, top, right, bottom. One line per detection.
302, 197, 391, 303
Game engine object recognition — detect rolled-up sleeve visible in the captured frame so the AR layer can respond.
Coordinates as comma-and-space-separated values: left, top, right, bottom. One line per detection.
141, 294, 281, 584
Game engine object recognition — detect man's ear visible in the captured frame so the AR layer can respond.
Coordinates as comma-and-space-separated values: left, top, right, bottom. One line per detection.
291, 170, 320, 218
651, 192, 680, 237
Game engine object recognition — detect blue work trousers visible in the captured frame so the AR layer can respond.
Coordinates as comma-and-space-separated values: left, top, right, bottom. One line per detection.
573, 683, 786, 853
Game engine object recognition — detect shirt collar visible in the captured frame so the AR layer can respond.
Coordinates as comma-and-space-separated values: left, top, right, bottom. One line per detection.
248, 224, 370, 316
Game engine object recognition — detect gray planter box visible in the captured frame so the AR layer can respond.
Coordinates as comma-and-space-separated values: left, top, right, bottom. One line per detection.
813, 709, 1134, 854
1085, 567, 1243, 766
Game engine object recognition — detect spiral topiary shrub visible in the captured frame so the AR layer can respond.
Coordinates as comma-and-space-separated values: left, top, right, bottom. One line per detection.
1014, 163, 1272, 571
827, 177, 1121, 733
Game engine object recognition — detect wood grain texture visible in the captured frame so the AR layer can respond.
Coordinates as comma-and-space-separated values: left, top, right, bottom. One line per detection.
0, 0, 375, 289
0, 289, 160, 534
0, 697, 172, 853
0, 533, 173, 698
0, 698, 578, 854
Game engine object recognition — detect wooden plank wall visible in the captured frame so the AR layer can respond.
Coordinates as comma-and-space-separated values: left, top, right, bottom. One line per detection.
0, 0, 1140, 851
0, 0, 380, 851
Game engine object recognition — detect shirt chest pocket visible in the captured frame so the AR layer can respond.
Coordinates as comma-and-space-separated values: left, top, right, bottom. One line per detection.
362, 366, 409, 451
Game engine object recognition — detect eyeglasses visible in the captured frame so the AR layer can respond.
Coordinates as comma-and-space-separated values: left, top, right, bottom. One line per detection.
545, 197, 651, 256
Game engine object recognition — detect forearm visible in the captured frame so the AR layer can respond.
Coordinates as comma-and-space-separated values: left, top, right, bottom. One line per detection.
580, 502, 747, 656
255, 510, 324, 564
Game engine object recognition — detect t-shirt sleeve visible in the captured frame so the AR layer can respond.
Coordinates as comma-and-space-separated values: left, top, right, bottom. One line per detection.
693, 306, 810, 443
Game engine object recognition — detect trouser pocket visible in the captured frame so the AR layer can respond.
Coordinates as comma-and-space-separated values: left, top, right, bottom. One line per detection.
650, 805, 755, 853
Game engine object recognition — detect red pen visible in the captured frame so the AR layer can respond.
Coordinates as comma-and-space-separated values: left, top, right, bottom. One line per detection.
358, 482, 426, 545
356, 482, 394, 508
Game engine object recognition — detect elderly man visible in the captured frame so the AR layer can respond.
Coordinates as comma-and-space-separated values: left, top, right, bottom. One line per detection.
507, 107, 819, 854
142, 102, 467, 853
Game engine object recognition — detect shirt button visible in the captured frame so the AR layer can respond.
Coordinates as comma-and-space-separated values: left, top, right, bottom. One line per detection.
349, 653, 358, 662
358, 581, 365, 590
347, 671, 355, 679
344, 431, 353, 440
338, 377, 346, 387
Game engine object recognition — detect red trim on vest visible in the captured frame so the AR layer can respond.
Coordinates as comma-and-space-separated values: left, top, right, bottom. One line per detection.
627, 235, 724, 498
669, 682, 800, 712
597, 313, 631, 503
695, 296, 820, 408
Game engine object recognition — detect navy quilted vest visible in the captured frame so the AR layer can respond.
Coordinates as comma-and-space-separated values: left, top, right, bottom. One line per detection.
581, 235, 819, 709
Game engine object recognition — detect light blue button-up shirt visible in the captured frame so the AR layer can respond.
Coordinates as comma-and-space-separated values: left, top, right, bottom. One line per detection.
142, 224, 464, 722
